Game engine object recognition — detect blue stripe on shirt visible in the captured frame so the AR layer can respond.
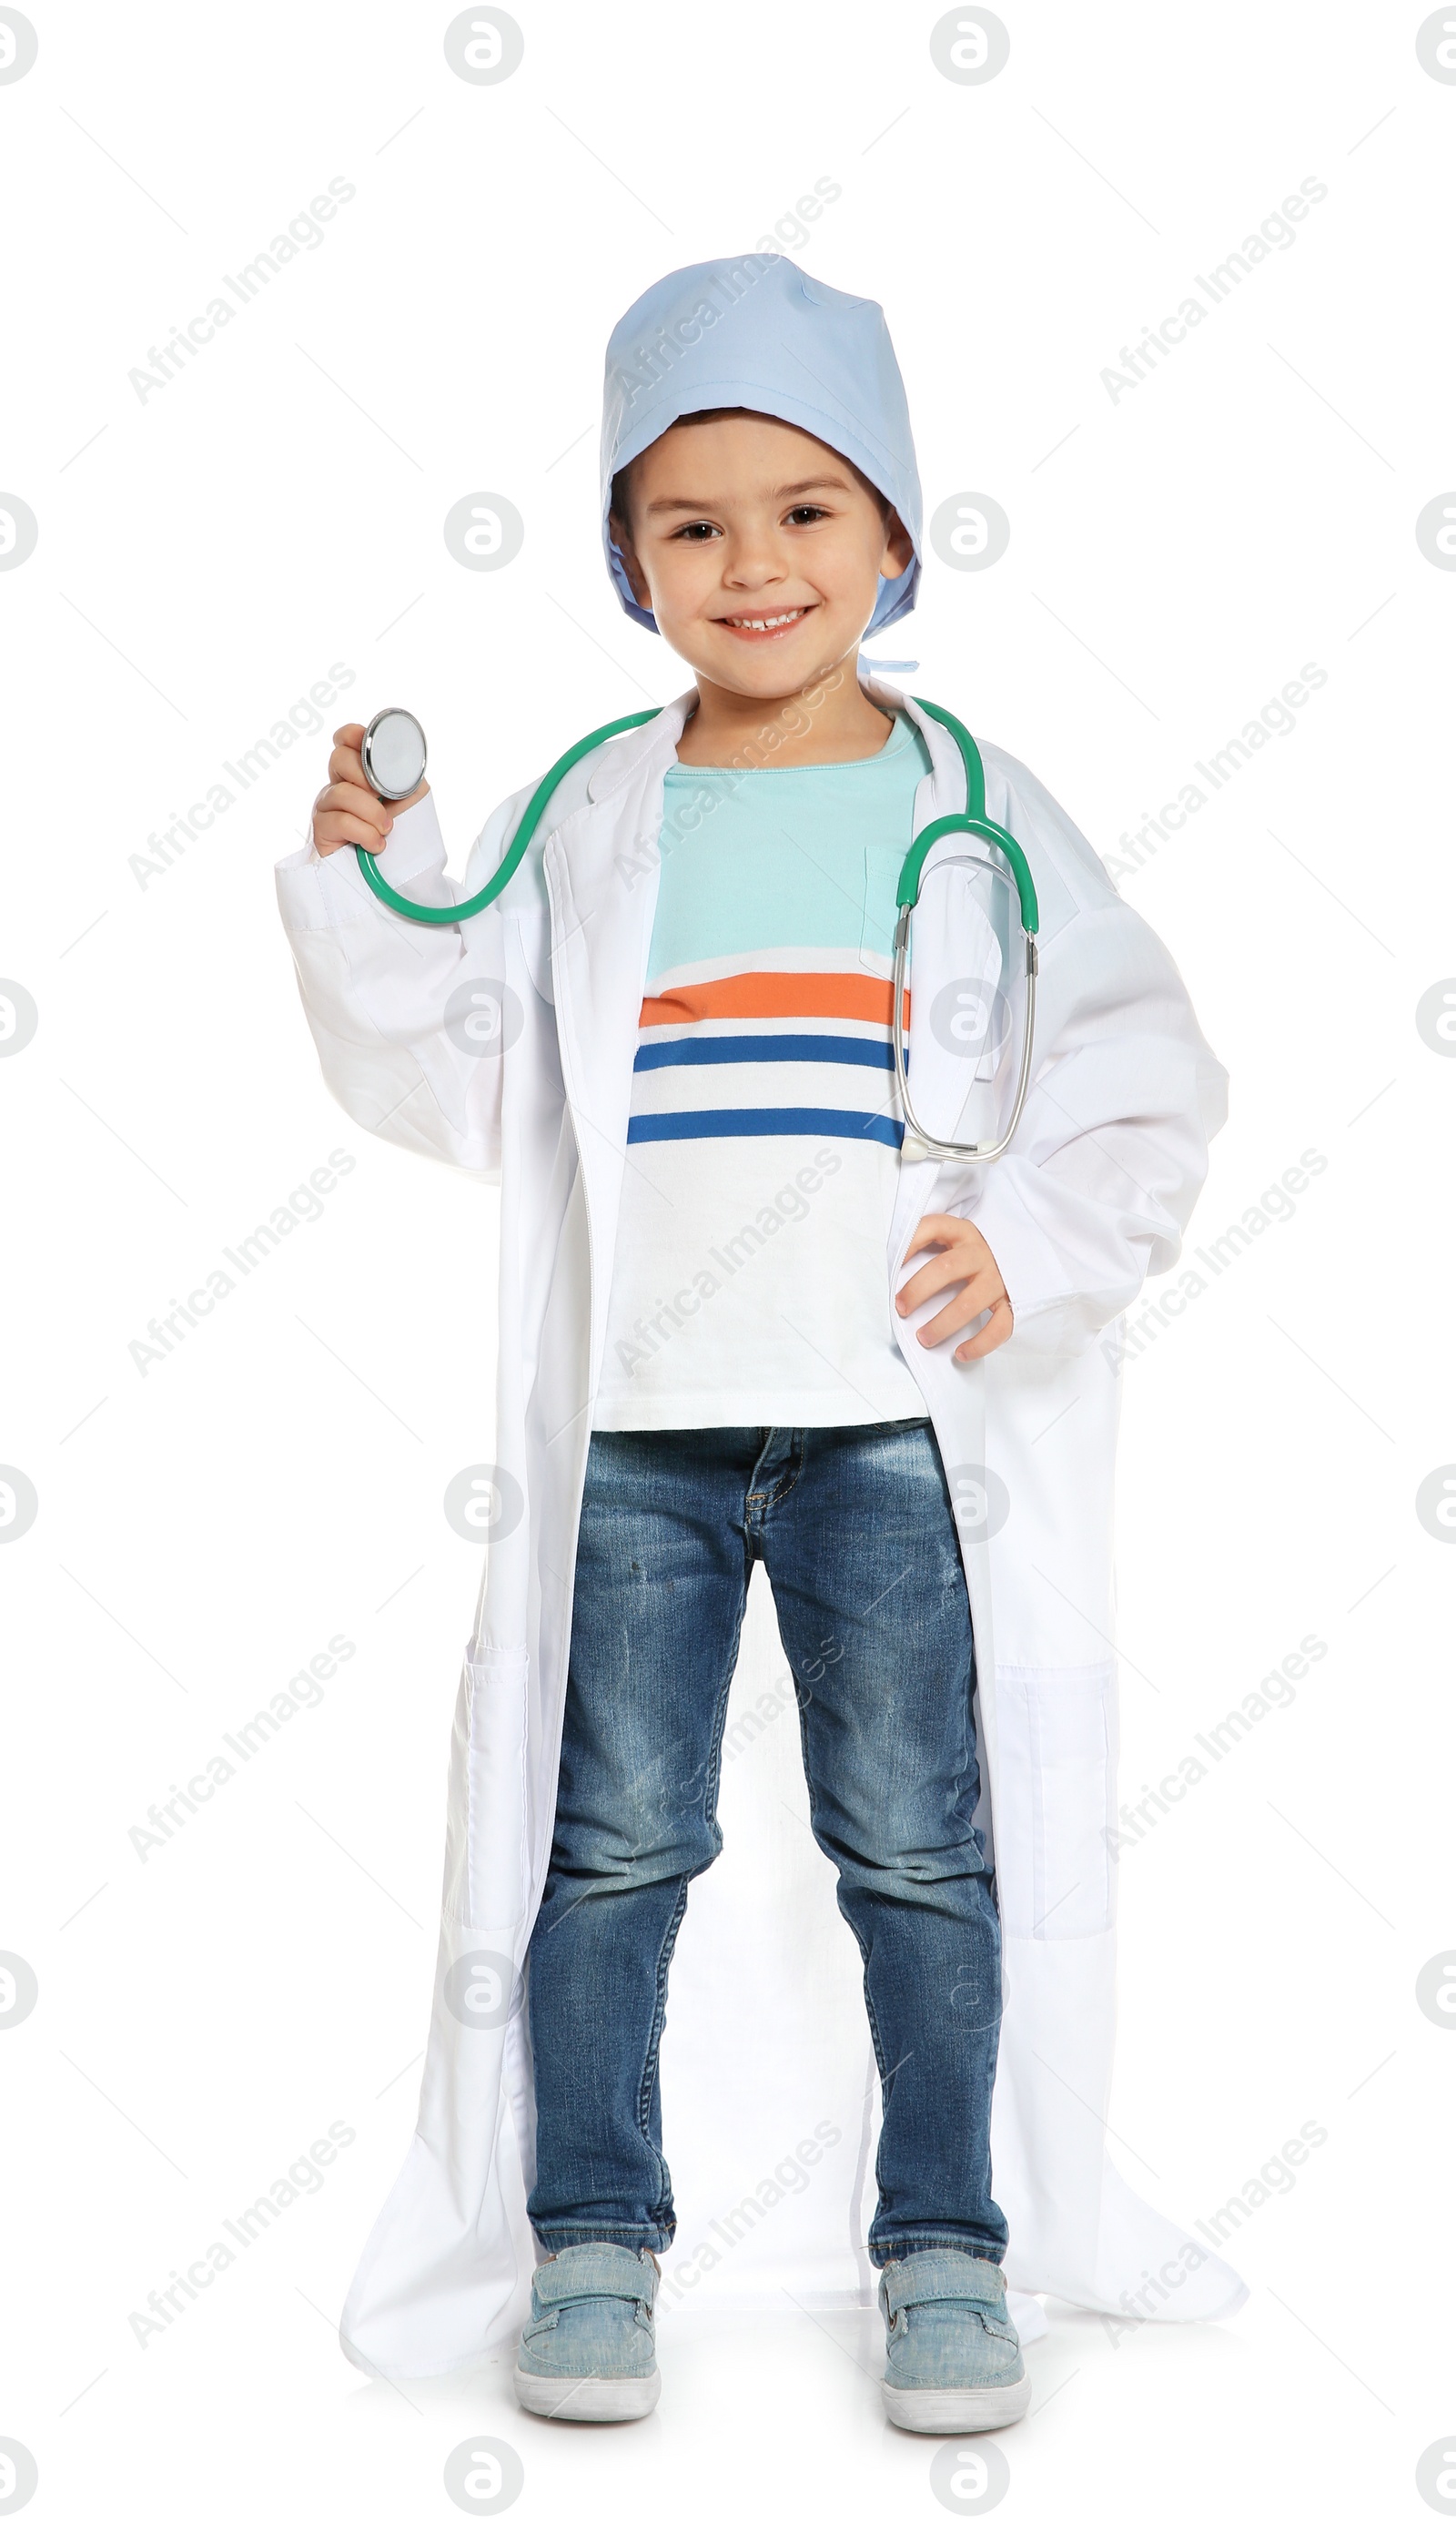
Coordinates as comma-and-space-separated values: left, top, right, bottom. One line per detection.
634, 1031, 895, 1074
626, 1108, 905, 1150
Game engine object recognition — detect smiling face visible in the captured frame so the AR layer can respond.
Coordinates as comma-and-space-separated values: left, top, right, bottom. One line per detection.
608, 410, 913, 700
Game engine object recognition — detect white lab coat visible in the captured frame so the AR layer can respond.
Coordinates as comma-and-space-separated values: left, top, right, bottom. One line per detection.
275, 675, 1244, 2379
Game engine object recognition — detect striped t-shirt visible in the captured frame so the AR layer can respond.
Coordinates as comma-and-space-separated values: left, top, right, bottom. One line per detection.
592, 706, 932, 1431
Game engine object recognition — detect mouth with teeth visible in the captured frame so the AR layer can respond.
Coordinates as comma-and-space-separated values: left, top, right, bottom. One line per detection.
715, 604, 814, 641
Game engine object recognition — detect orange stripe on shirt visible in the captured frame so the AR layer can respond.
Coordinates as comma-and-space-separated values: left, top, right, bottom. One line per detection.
640, 971, 911, 1030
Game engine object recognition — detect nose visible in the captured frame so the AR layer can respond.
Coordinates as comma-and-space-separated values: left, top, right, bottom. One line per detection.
720, 522, 792, 593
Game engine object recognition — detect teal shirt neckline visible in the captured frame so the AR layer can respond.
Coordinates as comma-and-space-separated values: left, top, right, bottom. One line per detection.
663, 707, 916, 780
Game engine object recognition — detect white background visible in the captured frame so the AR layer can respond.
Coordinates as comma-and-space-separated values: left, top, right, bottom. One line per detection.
2, 1, 1453, 2516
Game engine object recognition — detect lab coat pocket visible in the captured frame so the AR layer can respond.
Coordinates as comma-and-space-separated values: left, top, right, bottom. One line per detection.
444, 1645, 531, 1933
990, 1664, 1116, 1939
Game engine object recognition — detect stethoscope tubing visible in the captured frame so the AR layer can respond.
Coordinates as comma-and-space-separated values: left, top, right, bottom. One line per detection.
352, 694, 1041, 1160
892, 883, 1038, 1164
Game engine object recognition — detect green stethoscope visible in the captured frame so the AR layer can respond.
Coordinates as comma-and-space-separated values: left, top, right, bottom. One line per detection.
354, 696, 1040, 1164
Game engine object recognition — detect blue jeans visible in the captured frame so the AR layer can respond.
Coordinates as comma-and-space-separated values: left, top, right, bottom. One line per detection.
525, 1421, 1008, 2269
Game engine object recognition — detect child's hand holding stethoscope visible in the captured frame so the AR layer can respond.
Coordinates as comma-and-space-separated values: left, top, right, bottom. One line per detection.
311, 713, 429, 859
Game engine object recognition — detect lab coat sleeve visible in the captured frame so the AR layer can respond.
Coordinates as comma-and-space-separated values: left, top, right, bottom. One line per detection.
274, 783, 535, 1182
944, 806, 1228, 1362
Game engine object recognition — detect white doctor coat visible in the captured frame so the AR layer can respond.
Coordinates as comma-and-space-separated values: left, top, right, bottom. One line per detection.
275, 674, 1244, 2378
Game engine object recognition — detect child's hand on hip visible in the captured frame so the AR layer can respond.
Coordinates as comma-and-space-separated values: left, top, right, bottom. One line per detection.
895, 1213, 1013, 1362
311, 722, 429, 858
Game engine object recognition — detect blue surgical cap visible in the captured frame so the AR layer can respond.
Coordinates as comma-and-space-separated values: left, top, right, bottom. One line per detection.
600, 254, 922, 637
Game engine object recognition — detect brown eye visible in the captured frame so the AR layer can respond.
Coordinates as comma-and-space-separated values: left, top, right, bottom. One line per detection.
786, 504, 829, 525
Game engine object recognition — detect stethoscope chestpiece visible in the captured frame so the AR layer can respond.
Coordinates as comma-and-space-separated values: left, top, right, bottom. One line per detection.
360, 707, 428, 802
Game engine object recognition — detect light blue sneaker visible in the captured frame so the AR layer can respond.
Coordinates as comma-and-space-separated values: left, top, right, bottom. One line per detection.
512, 2243, 662, 2422
878, 2250, 1031, 2433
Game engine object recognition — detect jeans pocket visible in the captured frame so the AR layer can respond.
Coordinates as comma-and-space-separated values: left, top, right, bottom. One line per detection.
445, 1645, 531, 1931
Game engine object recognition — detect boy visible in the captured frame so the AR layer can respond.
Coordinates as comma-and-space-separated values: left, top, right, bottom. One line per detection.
278, 255, 1239, 2430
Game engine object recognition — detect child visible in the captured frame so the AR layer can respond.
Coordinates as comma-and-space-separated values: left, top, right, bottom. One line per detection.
277, 254, 1241, 2429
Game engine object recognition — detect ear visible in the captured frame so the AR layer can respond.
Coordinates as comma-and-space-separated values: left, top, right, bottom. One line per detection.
879, 508, 915, 583
609, 507, 652, 610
